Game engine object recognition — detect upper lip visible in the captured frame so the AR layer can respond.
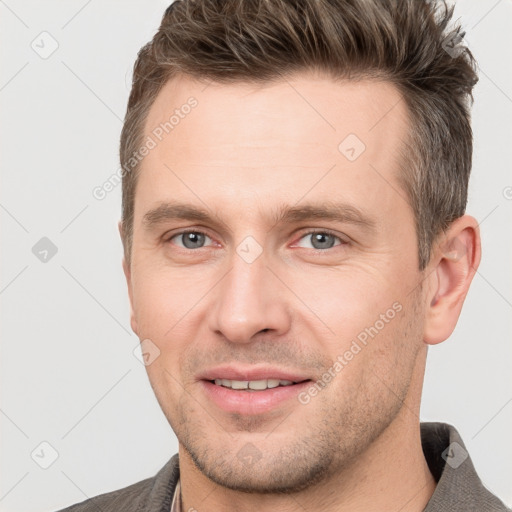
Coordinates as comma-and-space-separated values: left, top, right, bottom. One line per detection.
198, 365, 312, 383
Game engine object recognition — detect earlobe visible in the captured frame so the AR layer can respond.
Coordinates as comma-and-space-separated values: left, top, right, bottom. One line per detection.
117, 220, 124, 241
122, 256, 139, 337
423, 215, 481, 345
120, 223, 139, 337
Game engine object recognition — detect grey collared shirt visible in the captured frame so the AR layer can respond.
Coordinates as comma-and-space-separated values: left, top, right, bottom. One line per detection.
58, 422, 511, 511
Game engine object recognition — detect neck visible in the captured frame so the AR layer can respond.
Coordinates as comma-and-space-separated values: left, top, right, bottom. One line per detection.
179, 352, 435, 512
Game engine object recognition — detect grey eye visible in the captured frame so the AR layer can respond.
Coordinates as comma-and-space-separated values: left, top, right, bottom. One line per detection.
172, 231, 211, 249
297, 232, 341, 250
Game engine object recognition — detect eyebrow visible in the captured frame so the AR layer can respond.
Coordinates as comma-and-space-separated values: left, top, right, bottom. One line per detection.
142, 200, 377, 233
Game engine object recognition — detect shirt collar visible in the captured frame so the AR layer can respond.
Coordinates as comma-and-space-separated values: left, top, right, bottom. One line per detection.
170, 477, 181, 512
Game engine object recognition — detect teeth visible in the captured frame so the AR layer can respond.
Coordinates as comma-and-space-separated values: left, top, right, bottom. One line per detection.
231, 380, 249, 390
213, 378, 296, 390
249, 380, 267, 390
267, 379, 280, 388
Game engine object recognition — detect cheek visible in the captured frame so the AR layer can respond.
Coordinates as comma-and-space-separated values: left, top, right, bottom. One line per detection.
285, 267, 406, 348
360, 291, 424, 387
130, 267, 205, 379
131, 265, 201, 338
143, 361, 183, 431
321, 297, 421, 414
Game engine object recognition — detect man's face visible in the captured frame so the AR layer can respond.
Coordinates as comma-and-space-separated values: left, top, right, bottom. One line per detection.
124, 72, 428, 492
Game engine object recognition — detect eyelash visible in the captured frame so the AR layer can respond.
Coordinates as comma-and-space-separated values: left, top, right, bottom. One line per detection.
166, 228, 347, 252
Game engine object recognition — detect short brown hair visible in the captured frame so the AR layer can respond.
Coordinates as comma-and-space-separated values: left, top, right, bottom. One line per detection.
120, 0, 478, 269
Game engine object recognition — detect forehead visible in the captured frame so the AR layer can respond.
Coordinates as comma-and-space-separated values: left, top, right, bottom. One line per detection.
144, 72, 408, 155
137, 72, 411, 225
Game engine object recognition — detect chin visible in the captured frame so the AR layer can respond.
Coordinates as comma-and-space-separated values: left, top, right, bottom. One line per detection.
185, 439, 335, 495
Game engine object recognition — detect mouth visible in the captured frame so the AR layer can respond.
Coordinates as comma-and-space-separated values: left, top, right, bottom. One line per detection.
210, 378, 303, 391
198, 367, 313, 415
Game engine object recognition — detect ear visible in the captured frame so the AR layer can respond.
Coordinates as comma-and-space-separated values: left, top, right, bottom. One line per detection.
118, 220, 139, 337
423, 215, 481, 345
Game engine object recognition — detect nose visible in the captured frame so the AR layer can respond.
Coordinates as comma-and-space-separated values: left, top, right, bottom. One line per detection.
208, 248, 291, 344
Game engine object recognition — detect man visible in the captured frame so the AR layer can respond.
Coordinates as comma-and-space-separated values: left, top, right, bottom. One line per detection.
59, 0, 510, 510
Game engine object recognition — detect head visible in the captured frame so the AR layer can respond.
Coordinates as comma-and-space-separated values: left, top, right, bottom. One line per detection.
119, 0, 480, 495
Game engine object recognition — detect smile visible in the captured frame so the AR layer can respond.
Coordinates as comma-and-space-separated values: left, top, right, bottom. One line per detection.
212, 378, 296, 390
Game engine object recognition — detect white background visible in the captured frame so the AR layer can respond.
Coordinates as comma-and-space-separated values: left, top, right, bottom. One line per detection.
0, 1, 511, 510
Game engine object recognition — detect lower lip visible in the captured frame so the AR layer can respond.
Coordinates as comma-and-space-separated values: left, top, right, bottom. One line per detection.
201, 380, 311, 415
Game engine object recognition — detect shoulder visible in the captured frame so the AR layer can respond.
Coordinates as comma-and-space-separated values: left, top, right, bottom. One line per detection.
56, 476, 154, 512
421, 423, 511, 512
55, 454, 180, 512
